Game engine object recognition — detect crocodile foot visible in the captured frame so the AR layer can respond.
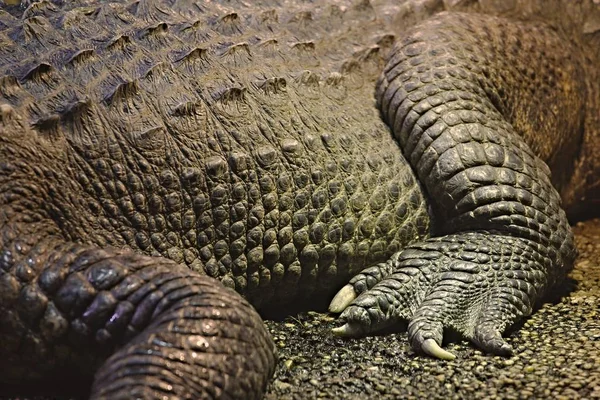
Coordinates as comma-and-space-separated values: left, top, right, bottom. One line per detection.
330, 231, 550, 359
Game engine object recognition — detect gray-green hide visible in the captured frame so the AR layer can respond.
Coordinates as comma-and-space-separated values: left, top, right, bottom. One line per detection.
0, 0, 598, 399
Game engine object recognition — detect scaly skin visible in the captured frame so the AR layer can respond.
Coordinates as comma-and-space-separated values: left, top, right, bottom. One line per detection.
334, 10, 584, 358
0, 1, 429, 398
0, 0, 598, 399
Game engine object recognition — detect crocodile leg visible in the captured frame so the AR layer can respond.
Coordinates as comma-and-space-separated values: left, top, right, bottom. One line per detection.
0, 129, 275, 399
332, 12, 581, 358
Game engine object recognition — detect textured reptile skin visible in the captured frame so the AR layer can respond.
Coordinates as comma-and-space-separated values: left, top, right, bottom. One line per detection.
337, 11, 580, 352
0, 0, 598, 399
0, 1, 429, 398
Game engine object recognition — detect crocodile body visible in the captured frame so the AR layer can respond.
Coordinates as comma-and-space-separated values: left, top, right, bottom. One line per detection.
0, 0, 598, 399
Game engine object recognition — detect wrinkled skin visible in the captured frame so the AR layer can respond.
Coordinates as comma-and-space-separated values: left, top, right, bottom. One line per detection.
0, 0, 598, 399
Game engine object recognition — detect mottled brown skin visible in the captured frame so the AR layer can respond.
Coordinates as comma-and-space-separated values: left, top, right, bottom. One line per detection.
0, 0, 598, 399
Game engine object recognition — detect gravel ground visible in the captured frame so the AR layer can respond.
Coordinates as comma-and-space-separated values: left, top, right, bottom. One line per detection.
2, 219, 599, 399
264, 219, 600, 400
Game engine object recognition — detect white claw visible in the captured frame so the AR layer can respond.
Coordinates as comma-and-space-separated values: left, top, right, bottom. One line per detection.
422, 339, 456, 360
331, 323, 364, 337
328, 284, 357, 313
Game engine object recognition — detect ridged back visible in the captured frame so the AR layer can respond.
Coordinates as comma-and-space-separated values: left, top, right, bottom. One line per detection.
0, 0, 431, 309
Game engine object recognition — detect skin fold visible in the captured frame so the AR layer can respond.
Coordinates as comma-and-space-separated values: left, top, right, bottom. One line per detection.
0, 0, 598, 398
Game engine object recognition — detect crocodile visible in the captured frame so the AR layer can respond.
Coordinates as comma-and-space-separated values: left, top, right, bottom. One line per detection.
0, 0, 598, 399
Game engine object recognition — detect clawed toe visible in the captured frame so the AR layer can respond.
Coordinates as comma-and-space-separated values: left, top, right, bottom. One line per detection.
474, 325, 514, 356
331, 322, 365, 337
408, 314, 457, 360
422, 338, 456, 360
329, 262, 396, 313
328, 284, 357, 313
